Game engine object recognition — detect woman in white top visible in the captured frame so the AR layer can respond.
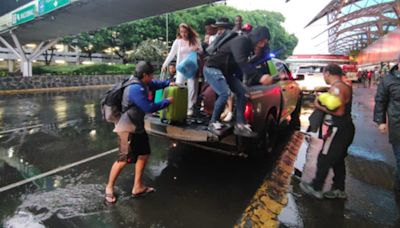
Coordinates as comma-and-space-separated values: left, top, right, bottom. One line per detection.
162, 23, 202, 116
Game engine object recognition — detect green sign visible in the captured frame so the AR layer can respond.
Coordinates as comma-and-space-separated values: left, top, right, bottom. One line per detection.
12, 4, 36, 25
38, 0, 71, 16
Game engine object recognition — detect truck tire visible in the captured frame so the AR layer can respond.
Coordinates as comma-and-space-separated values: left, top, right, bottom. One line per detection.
247, 112, 278, 158
264, 112, 278, 153
289, 93, 302, 130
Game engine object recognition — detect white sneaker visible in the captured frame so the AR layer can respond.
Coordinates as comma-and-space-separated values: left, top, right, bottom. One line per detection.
223, 112, 233, 122
187, 110, 194, 116
208, 122, 224, 135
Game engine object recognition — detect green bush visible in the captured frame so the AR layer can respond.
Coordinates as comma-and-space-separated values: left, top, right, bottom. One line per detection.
0, 69, 8, 77
32, 64, 135, 75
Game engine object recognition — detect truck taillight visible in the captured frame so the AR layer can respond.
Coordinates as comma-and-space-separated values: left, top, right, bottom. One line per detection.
244, 102, 253, 122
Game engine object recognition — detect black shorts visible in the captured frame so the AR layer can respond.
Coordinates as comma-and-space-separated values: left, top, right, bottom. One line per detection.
130, 132, 151, 156
117, 132, 151, 163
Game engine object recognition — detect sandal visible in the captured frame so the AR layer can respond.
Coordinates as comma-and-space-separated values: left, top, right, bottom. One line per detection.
104, 193, 117, 204
132, 187, 156, 198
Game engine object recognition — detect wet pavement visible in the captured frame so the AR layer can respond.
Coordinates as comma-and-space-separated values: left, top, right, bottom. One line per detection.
0, 89, 285, 227
0, 84, 399, 227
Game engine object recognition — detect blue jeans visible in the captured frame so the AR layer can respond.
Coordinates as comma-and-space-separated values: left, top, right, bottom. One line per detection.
203, 66, 246, 124
393, 144, 400, 188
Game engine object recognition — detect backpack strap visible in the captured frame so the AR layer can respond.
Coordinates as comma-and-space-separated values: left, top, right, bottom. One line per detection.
121, 77, 142, 113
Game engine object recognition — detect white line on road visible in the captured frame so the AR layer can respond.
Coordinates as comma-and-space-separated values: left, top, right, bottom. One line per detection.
0, 124, 44, 135
0, 148, 118, 193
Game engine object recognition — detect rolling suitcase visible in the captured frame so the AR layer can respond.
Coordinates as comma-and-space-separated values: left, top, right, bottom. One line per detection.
160, 86, 188, 123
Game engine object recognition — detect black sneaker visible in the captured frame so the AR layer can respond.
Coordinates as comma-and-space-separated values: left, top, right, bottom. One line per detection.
234, 124, 257, 138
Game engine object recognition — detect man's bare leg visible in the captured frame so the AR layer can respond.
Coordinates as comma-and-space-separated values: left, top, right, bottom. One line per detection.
105, 132, 129, 203
132, 154, 152, 194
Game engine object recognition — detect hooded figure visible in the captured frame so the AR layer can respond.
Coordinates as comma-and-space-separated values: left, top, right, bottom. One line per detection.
205, 26, 271, 84
374, 54, 400, 191
203, 26, 273, 138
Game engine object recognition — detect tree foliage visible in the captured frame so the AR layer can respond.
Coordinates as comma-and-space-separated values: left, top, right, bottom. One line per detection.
62, 4, 298, 62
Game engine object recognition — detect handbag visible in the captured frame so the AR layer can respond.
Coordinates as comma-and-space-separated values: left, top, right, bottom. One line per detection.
177, 51, 198, 79
294, 132, 334, 192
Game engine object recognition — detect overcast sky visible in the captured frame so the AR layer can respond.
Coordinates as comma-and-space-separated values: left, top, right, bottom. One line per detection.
226, 0, 332, 54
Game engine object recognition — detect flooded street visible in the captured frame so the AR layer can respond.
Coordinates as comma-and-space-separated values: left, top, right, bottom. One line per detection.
0, 84, 399, 227
0, 89, 280, 227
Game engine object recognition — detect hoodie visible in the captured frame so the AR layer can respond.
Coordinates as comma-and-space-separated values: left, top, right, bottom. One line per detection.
205, 26, 271, 83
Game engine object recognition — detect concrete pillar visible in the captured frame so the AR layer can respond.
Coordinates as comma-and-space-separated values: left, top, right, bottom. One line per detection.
7, 60, 14, 73
21, 60, 32, 76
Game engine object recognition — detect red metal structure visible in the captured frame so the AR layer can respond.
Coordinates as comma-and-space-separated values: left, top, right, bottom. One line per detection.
357, 27, 400, 67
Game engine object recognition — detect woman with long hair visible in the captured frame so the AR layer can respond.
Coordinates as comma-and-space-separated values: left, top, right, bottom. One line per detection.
162, 23, 202, 116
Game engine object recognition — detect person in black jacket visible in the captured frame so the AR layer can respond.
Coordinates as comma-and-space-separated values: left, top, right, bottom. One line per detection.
374, 55, 400, 192
203, 26, 274, 137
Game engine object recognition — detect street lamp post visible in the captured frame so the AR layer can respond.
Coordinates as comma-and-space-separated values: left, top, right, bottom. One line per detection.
166, 13, 169, 47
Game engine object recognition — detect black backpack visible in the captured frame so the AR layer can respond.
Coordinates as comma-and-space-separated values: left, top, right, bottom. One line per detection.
100, 77, 138, 123
205, 30, 238, 56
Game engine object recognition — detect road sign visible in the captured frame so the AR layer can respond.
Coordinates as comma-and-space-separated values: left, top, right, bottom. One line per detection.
38, 0, 71, 16
12, 4, 36, 25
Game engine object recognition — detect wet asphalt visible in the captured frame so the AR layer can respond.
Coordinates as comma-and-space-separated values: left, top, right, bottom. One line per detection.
0, 83, 399, 227
0, 89, 283, 227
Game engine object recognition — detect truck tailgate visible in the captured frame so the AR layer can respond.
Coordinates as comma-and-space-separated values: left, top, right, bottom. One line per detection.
145, 115, 232, 142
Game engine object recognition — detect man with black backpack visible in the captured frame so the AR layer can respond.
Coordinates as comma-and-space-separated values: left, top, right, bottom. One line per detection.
204, 26, 274, 137
105, 61, 173, 204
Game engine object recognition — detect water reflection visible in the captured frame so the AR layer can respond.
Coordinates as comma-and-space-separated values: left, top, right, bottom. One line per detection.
53, 97, 68, 123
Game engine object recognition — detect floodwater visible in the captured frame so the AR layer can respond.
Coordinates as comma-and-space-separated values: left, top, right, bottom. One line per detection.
0, 89, 280, 227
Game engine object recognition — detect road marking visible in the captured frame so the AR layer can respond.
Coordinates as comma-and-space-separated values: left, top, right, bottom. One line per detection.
236, 131, 304, 227
0, 148, 118, 193
0, 124, 43, 135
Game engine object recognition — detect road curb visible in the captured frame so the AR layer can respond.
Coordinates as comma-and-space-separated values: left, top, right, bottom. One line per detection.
236, 131, 304, 228
0, 84, 112, 94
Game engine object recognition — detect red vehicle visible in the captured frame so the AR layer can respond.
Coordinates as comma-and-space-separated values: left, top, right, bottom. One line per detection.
341, 64, 358, 83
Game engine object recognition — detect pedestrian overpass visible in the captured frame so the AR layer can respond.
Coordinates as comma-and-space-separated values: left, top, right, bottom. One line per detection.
0, 0, 216, 76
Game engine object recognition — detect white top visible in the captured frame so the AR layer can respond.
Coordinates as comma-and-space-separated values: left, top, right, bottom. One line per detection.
162, 38, 202, 84
162, 38, 201, 69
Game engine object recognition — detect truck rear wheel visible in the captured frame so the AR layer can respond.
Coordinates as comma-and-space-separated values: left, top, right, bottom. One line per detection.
289, 93, 302, 130
263, 112, 278, 153
248, 112, 278, 158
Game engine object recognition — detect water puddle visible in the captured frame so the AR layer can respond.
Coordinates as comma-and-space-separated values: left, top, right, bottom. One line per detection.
4, 184, 109, 227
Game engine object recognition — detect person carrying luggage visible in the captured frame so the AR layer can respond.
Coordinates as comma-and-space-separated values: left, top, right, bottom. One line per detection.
203, 26, 274, 138
105, 61, 174, 204
162, 23, 202, 116
300, 64, 355, 199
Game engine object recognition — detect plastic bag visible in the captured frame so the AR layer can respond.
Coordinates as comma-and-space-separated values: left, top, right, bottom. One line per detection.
177, 52, 198, 79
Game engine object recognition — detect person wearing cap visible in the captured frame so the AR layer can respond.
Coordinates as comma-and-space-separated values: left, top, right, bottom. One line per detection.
215, 17, 233, 36
203, 26, 274, 138
300, 64, 355, 199
374, 54, 400, 193
105, 61, 174, 204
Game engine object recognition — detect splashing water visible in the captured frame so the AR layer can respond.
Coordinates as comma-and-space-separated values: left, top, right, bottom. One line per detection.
4, 184, 109, 227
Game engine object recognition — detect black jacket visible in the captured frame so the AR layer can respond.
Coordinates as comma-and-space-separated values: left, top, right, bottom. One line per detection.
205, 35, 263, 83
374, 65, 400, 144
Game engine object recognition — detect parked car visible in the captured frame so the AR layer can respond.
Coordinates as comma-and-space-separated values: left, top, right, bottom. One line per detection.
293, 65, 330, 94
144, 58, 303, 158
